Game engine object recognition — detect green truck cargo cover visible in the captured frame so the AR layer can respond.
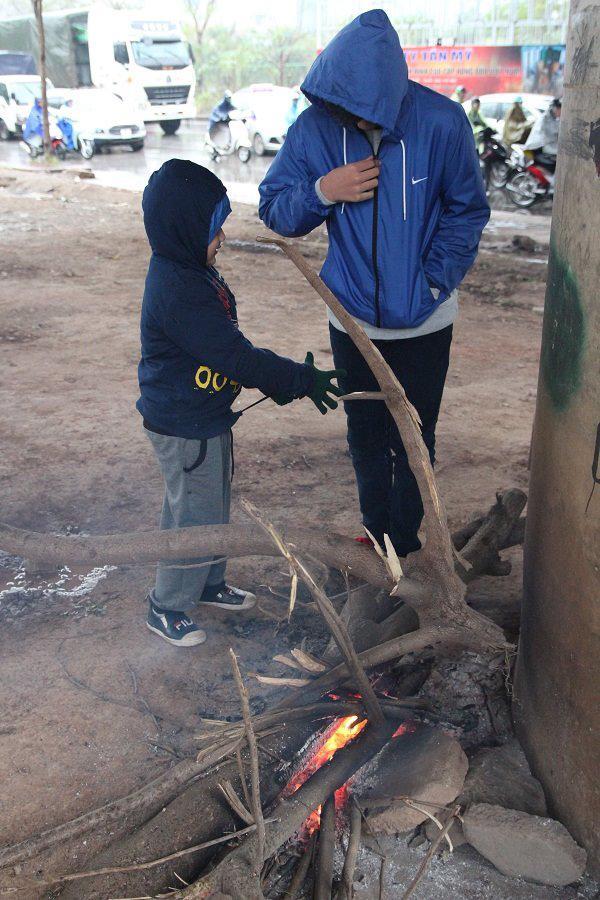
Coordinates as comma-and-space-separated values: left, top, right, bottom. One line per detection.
0, 10, 89, 88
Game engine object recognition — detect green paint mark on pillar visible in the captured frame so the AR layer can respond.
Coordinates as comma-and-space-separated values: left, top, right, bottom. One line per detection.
541, 243, 586, 411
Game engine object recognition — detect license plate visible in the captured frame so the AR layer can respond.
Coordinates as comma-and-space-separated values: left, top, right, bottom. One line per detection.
120, 128, 132, 137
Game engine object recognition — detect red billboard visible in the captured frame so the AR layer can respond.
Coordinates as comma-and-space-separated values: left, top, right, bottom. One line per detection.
404, 45, 560, 97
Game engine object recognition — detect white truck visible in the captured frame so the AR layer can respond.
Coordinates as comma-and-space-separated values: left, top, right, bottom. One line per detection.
0, 5, 196, 135
87, 7, 196, 134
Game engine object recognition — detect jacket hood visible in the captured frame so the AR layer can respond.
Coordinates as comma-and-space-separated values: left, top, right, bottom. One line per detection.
142, 159, 230, 269
301, 9, 408, 136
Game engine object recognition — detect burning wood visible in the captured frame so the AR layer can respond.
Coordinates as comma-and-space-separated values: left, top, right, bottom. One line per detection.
282, 715, 368, 835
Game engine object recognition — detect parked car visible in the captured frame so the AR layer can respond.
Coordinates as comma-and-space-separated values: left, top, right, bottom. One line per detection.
0, 74, 53, 140
47, 87, 146, 153
232, 83, 303, 156
462, 93, 554, 140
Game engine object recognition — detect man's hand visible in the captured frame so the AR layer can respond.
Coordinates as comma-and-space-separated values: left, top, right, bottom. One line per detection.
305, 351, 346, 415
320, 156, 380, 204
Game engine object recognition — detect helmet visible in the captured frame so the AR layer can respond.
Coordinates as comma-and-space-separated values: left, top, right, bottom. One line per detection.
514, 95, 523, 104
224, 89, 232, 100
456, 85, 466, 92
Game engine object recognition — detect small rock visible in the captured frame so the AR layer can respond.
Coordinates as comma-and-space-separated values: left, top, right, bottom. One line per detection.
462, 803, 587, 886
426, 739, 546, 847
351, 725, 468, 834
462, 740, 547, 815
512, 234, 537, 252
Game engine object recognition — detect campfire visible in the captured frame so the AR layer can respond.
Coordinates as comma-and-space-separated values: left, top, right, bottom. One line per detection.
0, 239, 589, 899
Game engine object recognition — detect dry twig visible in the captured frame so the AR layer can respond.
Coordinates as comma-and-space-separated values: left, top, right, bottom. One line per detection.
314, 794, 336, 900
283, 832, 316, 899
229, 648, 266, 877
236, 747, 253, 813
241, 498, 385, 727
401, 805, 461, 899
398, 798, 454, 852
218, 780, 254, 826
338, 798, 362, 899
39, 820, 277, 885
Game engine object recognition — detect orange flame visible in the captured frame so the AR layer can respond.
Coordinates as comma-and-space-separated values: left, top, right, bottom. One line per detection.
283, 715, 368, 834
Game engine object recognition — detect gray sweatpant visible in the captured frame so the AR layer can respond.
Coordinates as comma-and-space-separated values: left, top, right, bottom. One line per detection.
146, 429, 231, 611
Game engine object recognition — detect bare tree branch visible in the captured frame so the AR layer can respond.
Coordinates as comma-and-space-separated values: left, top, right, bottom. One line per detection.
229, 649, 266, 878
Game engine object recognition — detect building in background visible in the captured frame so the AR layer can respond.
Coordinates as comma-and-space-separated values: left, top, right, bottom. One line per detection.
296, 0, 567, 49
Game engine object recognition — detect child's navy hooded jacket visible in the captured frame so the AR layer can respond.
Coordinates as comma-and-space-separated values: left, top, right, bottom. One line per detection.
137, 160, 314, 439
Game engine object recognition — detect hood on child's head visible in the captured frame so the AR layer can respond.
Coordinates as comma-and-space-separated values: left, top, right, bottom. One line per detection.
142, 159, 231, 269
301, 8, 408, 137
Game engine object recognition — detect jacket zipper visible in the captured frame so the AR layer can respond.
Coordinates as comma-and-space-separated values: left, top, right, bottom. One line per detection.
362, 132, 382, 327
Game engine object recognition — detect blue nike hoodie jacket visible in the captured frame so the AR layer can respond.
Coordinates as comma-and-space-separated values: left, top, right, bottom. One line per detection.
137, 160, 314, 439
259, 9, 490, 330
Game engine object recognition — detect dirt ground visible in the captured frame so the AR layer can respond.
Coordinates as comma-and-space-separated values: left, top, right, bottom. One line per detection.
0, 165, 570, 897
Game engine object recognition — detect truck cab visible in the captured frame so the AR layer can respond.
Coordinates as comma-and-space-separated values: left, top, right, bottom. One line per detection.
87, 8, 196, 135
0, 74, 53, 139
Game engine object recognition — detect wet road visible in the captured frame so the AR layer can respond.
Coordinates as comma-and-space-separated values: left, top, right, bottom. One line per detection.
0, 118, 549, 216
0, 119, 272, 204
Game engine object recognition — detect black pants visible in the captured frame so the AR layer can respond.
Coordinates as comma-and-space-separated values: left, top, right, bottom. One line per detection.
330, 323, 452, 556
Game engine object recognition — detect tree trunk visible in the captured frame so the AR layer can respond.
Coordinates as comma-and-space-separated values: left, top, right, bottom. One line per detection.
32, 0, 50, 156
514, 0, 600, 875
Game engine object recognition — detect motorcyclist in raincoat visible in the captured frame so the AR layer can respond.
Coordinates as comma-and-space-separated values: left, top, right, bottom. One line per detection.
23, 97, 44, 149
502, 97, 531, 147
524, 98, 561, 172
467, 98, 489, 144
208, 90, 235, 141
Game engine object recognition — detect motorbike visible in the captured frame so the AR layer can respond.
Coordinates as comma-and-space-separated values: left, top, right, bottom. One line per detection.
478, 127, 511, 190
205, 110, 252, 164
505, 145, 555, 208
20, 116, 94, 160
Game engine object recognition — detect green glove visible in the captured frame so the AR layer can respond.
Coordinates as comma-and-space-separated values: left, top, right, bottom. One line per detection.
305, 351, 346, 415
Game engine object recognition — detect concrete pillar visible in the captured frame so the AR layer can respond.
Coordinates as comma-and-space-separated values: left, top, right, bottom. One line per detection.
514, 0, 600, 873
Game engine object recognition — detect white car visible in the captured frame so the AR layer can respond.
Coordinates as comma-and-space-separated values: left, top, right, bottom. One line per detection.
232, 83, 302, 156
463, 93, 554, 138
0, 74, 54, 140
48, 87, 146, 153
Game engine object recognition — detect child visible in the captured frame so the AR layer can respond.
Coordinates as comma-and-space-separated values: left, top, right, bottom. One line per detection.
137, 159, 343, 647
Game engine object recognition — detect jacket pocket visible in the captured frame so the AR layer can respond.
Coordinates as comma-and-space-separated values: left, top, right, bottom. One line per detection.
418, 261, 438, 307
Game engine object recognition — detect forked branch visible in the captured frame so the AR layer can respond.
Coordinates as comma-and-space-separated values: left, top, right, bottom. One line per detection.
256, 234, 454, 572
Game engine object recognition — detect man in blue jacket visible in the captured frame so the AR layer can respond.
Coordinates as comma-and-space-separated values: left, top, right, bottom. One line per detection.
259, 9, 489, 558
138, 159, 343, 646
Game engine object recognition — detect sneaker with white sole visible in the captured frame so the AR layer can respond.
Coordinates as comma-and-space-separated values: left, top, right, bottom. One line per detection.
147, 601, 207, 646
197, 583, 256, 611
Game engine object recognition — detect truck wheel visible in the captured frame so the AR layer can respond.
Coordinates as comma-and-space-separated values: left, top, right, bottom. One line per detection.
0, 120, 11, 141
130, 140, 144, 152
160, 120, 181, 136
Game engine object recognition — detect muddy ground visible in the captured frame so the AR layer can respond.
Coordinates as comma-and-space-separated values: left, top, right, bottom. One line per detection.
0, 166, 575, 898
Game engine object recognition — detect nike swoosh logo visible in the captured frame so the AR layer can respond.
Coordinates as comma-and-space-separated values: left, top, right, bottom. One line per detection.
412, 176, 428, 184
